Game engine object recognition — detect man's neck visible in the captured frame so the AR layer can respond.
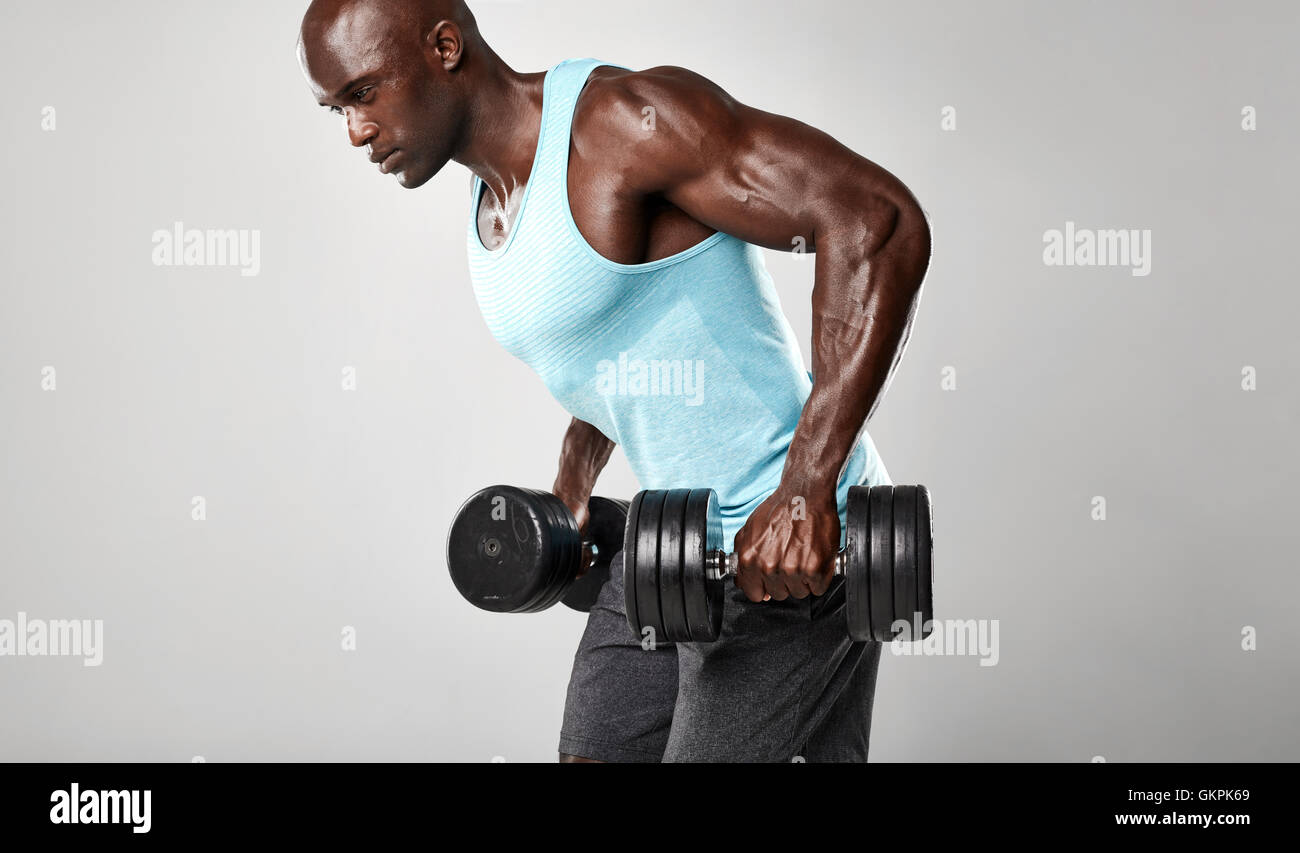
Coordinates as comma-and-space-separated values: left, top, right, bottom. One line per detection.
455, 55, 547, 203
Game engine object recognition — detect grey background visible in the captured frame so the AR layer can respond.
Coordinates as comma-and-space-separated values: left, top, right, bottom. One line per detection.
1, 0, 1296, 762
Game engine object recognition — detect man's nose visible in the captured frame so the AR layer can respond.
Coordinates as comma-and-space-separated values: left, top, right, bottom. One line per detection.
346, 110, 378, 148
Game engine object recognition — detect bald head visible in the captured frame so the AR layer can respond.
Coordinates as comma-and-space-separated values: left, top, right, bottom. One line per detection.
300, 0, 475, 56
298, 0, 481, 188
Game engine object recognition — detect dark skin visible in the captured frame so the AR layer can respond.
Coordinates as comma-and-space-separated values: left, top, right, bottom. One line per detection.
300, 0, 931, 764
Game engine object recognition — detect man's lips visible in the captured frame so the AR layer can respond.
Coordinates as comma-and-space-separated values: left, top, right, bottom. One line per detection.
371, 149, 400, 173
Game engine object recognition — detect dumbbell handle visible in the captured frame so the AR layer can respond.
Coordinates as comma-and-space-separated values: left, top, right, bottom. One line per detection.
705, 550, 846, 582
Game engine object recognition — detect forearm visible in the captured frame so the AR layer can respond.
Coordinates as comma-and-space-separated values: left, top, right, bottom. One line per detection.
782, 204, 931, 494
552, 417, 616, 499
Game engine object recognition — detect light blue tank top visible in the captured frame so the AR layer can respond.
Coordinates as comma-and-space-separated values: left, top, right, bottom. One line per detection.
466, 57, 891, 549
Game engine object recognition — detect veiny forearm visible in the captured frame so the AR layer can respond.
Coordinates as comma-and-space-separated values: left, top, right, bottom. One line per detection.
782, 202, 931, 494
552, 417, 616, 500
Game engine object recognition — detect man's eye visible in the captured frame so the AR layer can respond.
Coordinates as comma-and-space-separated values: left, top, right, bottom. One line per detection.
325, 86, 372, 116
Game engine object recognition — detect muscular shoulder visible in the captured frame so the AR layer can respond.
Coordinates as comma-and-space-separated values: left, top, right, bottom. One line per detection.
571, 65, 745, 195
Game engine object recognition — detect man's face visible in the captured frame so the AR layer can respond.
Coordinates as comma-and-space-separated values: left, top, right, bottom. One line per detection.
299, 3, 456, 189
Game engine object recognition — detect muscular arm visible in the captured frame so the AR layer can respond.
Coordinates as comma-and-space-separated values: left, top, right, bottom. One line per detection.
552, 417, 615, 553
586, 66, 932, 599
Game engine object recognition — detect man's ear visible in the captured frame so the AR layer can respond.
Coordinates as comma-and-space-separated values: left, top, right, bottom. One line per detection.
424, 20, 464, 72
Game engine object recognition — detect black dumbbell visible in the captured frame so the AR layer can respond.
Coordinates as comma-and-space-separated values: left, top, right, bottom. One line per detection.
623, 485, 934, 643
446, 486, 629, 613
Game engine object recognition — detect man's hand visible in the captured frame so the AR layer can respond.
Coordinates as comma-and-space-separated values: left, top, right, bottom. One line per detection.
554, 489, 595, 578
732, 485, 841, 603
552, 417, 617, 580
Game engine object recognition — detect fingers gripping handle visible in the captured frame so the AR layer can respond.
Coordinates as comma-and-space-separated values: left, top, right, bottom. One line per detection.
704, 550, 846, 582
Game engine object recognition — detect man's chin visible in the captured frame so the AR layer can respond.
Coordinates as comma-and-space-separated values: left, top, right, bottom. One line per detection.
394, 164, 435, 190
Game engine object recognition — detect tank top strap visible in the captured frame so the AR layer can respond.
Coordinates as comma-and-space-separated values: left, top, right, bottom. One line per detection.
531, 58, 632, 191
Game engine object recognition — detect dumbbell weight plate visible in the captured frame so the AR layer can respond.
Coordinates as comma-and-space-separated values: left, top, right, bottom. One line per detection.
657, 489, 692, 643
917, 486, 934, 638
538, 488, 588, 611
682, 488, 725, 642
518, 488, 581, 613
629, 490, 668, 642
561, 497, 630, 613
891, 486, 919, 641
622, 492, 645, 636
844, 486, 874, 642
511, 489, 557, 614
546, 490, 586, 611
446, 486, 570, 614
868, 485, 896, 642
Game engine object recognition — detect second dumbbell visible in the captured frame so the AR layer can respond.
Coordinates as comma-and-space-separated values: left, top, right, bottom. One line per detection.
446, 485, 628, 613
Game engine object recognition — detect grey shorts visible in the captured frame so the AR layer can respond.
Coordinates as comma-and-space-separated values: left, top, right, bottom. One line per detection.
558, 550, 883, 763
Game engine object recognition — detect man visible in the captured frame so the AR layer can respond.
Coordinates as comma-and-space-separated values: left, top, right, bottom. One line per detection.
299, 0, 931, 762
